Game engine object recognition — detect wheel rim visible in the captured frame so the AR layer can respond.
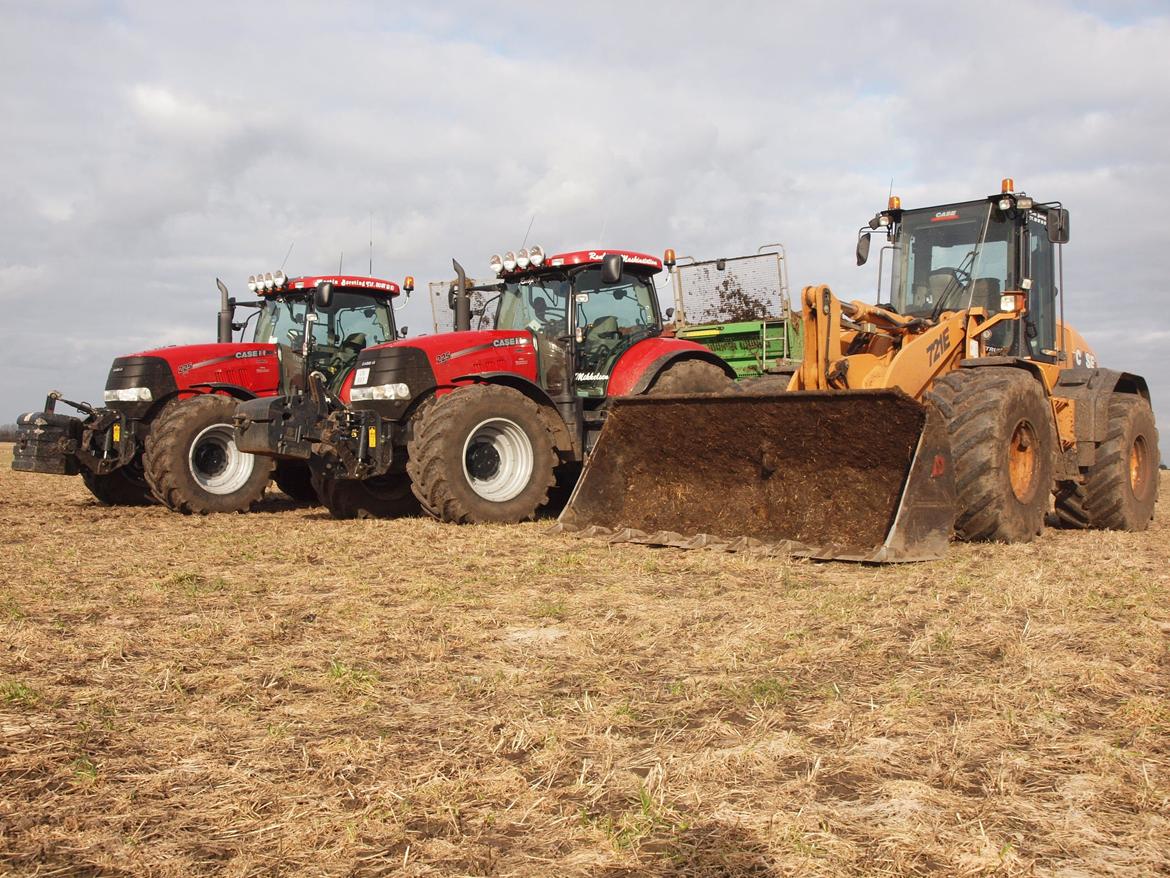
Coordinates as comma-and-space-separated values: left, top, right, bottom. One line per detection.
462, 417, 534, 502
1008, 419, 1039, 502
189, 424, 254, 496
1129, 434, 1150, 498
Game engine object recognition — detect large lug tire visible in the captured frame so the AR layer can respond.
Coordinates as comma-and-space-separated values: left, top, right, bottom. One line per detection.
924, 367, 1056, 543
311, 470, 420, 520
1077, 394, 1158, 530
406, 385, 558, 524
647, 359, 735, 395
143, 395, 274, 514
1052, 481, 1090, 529
274, 461, 319, 504
81, 463, 155, 506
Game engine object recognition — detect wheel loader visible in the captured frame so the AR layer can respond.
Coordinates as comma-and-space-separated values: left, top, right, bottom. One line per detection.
559, 180, 1158, 561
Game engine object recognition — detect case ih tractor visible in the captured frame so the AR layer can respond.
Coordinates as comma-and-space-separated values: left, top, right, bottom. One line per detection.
13, 271, 410, 513
235, 246, 735, 521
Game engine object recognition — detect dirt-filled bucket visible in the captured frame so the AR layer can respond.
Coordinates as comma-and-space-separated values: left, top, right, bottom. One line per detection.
557, 389, 955, 562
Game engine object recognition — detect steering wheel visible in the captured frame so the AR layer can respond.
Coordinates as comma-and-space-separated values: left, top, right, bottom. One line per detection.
287, 328, 305, 349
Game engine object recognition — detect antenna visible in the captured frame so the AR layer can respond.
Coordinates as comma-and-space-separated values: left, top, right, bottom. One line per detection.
597, 215, 608, 244
521, 214, 535, 249
338, 251, 344, 274
279, 241, 295, 272
888, 177, 894, 200
369, 210, 373, 276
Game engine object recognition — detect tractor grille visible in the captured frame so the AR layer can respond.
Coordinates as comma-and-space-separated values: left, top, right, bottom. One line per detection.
350, 346, 436, 421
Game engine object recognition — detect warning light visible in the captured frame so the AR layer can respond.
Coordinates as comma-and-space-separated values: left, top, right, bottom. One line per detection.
403, 275, 415, 292
888, 195, 901, 210
1001, 177, 1015, 194
663, 248, 676, 268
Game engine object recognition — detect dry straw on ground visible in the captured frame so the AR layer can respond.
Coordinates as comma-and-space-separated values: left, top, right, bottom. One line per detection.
0, 446, 1167, 876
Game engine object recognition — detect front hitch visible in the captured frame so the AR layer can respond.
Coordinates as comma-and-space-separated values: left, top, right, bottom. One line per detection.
12, 394, 134, 476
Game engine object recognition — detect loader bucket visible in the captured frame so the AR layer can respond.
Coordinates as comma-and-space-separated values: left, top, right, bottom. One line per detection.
557, 389, 956, 562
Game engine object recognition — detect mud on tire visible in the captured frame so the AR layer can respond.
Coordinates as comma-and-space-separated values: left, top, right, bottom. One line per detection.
406, 385, 557, 524
1075, 394, 1158, 530
925, 367, 1055, 542
311, 469, 420, 519
143, 395, 274, 514
648, 359, 735, 395
81, 462, 155, 506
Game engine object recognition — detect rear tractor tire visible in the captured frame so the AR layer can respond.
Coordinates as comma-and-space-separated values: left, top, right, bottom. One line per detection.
81, 463, 155, 506
311, 470, 420, 520
648, 359, 735, 395
406, 385, 558, 524
1060, 394, 1158, 531
925, 367, 1056, 543
143, 395, 274, 514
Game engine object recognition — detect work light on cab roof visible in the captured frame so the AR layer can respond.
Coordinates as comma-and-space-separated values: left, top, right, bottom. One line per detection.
489, 244, 546, 275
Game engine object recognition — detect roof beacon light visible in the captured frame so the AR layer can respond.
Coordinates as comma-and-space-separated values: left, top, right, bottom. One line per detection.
663, 248, 676, 268
888, 195, 901, 210
516, 248, 531, 270
529, 245, 545, 266
404, 275, 415, 293
503, 251, 517, 272
489, 254, 504, 275
1001, 178, 1015, 194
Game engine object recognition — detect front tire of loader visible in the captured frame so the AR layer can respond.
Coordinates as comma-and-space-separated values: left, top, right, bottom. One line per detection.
274, 461, 319, 504
647, 359, 735, 395
143, 395, 274, 514
925, 367, 1055, 543
81, 464, 155, 506
311, 470, 420, 519
406, 385, 557, 524
1079, 394, 1158, 530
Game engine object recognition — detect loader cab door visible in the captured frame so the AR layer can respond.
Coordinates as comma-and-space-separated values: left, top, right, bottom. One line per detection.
1022, 212, 1059, 362
570, 267, 661, 400
494, 276, 573, 397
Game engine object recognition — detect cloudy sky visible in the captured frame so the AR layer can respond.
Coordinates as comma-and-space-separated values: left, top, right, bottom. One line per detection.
2, 1, 1168, 443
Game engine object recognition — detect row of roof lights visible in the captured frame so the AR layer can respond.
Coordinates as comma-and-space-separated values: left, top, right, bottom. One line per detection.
489, 245, 545, 275
248, 271, 287, 292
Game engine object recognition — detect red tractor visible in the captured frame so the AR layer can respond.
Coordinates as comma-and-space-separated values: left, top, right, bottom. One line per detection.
235, 246, 735, 521
13, 272, 410, 513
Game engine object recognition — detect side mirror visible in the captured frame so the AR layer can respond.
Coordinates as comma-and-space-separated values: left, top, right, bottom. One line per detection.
314, 281, 333, 309
664, 307, 675, 320
601, 253, 623, 285
856, 232, 872, 266
398, 326, 408, 338
1047, 208, 1070, 244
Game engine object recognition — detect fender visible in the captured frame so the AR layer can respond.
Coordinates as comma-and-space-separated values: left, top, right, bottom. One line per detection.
186, 383, 259, 401
607, 337, 736, 397
1054, 367, 1152, 467
450, 372, 576, 453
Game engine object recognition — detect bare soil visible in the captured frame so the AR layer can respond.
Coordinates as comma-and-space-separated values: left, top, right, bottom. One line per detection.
1, 445, 1167, 876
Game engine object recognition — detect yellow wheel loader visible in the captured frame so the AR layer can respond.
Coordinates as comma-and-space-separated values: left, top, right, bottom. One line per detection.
560, 181, 1158, 561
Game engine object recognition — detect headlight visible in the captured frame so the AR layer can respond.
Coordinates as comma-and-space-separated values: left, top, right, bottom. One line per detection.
350, 382, 411, 401
104, 387, 153, 403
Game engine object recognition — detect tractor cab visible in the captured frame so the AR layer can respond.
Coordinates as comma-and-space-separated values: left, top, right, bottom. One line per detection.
857, 179, 1070, 363
244, 272, 406, 391
482, 247, 667, 403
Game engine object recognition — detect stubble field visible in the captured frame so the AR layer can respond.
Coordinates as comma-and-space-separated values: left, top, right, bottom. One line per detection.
0, 445, 1167, 877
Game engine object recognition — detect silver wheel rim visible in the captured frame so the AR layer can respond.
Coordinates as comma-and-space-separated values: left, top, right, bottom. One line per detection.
462, 417, 534, 502
189, 423, 254, 495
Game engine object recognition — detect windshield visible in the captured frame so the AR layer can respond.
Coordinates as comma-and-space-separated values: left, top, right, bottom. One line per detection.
495, 275, 571, 334
254, 291, 395, 349
891, 202, 1011, 318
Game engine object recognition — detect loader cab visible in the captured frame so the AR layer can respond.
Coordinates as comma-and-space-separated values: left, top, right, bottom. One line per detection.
489, 248, 665, 403
875, 186, 1062, 362
250, 274, 401, 390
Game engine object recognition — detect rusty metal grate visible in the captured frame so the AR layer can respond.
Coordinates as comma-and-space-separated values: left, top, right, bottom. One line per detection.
671, 249, 789, 325
429, 279, 497, 334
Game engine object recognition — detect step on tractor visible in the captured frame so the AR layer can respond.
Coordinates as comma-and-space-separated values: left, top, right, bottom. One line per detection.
234, 246, 737, 521
562, 180, 1158, 561
13, 271, 411, 513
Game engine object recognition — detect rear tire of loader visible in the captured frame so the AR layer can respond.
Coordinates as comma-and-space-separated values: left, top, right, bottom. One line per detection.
406, 385, 557, 524
925, 367, 1055, 543
1078, 394, 1158, 530
143, 395, 273, 514
312, 470, 420, 519
274, 461, 319, 504
647, 359, 735, 395
81, 464, 155, 506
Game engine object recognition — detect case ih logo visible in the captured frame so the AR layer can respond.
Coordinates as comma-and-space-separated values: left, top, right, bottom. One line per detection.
235, 350, 267, 359
492, 337, 528, 348
931, 210, 960, 223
